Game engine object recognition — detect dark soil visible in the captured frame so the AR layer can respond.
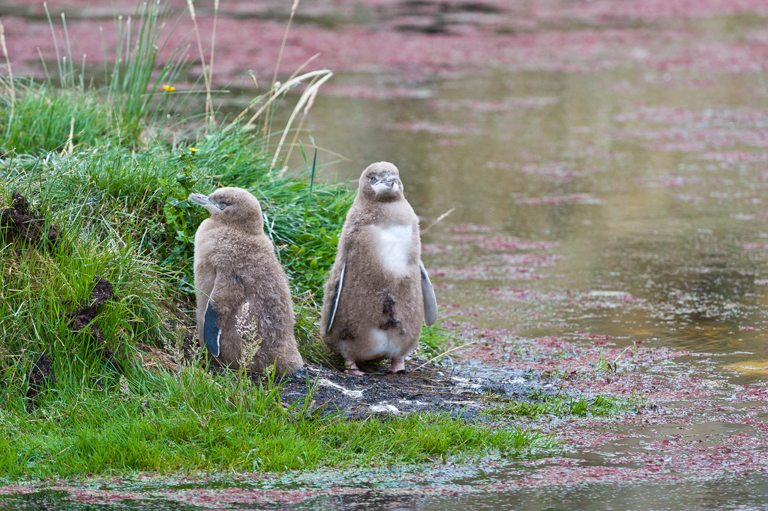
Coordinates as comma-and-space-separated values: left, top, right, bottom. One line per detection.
278, 359, 555, 419
0, 192, 61, 248
24, 278, 121, 408
66, 277, 121, 372
26, 353, 55, 409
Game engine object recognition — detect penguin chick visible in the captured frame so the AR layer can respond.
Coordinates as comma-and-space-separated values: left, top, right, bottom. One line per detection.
190, 187, 303, 377
321, 162, 437, 375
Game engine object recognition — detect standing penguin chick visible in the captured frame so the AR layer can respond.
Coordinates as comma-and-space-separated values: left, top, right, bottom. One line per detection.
190, 187, 303, 377
321, 162, 438, 375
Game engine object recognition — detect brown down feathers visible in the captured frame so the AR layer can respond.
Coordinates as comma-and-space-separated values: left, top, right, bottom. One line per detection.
192, 187, 303, 376
320, 162, 426, 364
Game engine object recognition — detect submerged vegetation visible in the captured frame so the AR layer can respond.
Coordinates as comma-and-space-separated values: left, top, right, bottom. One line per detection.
486, 392, 639, 420
0, 0, 550, 480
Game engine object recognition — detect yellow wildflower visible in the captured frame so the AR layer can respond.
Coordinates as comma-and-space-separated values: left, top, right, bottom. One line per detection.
163, 84, 175, 92
189, 147, 199, 153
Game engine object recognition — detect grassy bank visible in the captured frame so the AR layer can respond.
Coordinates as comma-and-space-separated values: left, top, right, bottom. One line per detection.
0, 363, 549, 479
0, 2, 552, 480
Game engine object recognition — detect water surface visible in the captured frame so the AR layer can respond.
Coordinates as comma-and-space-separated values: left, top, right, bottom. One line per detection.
305, 68, 768, 381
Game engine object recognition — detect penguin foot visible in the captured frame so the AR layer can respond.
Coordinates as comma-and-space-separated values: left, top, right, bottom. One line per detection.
388, 358, 406, 374
344, 360, 364, 376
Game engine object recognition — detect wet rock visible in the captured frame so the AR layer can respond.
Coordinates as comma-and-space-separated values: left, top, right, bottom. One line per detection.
0, 192, 61, 248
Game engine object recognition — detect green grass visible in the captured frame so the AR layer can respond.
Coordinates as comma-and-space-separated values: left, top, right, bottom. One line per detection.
486, 391, 639, 419
0, 364, 551, 479
0, 0, 545, 481
0, 86, 354, 365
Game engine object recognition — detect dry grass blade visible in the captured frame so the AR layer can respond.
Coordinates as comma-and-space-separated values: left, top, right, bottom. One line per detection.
209, 0, 220, 92
0, 22, 15, 124
421, 207, 455, 234
65, 116, 74, 154
186, 0, 213, 126
235, 69, 332, 128
263, 0, 301, 140
283, 54, 323, 167
414, 337, 482, 371
270, 70, 333, 172
285, 143, 350, 162
272, 0, 301, 90
287, 52, 321, 84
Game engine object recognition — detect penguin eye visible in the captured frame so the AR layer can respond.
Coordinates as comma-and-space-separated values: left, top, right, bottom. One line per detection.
369, 176, 376, 184
218, 201, 228, 210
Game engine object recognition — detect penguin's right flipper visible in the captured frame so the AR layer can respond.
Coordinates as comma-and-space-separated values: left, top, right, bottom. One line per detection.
325, 261, 345, 333
419, 261, 438, 327
203, 286, 222, 357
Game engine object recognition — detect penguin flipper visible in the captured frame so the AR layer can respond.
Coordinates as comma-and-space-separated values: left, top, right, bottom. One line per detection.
203, 288, 222, 357
325, 261, 345, 333
419, 261, 438, 327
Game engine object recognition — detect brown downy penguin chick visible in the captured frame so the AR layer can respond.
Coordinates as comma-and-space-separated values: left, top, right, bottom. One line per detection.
321, 162, 438, 375
189, 187, 303, 377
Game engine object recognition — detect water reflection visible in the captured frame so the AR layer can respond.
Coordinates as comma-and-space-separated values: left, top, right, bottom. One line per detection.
8, 472, 768, 510
417, 474, 768, 511
290, 68, 768, 381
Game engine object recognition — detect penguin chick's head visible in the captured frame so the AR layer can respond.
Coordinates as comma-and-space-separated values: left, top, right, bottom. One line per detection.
359, 161, 404, 202
188, 187, 263, 232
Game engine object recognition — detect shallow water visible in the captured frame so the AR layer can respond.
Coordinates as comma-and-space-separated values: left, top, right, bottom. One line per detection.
284, 67, 768, 508
304, 68, 768, 382
7, 473, 768, 509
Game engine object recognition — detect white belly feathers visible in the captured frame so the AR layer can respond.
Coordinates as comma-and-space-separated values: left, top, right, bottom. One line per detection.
370, 224, 413, 276
370, 328, 397, 357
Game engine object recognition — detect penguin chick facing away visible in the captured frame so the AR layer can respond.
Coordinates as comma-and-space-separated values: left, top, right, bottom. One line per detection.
321, 162, 438, 375
190, 187, 303, 377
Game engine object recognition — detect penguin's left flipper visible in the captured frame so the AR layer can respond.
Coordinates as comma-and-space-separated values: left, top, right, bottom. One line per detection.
203, 286, 222, 357
325, 261, 346, 334
420, 261, 438, 327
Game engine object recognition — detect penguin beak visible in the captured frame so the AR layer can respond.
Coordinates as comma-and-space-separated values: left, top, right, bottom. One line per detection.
189, 193, 222, 216
371, 176, 400, 194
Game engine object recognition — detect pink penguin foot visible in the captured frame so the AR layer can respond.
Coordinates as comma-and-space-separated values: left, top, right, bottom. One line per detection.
389, 358, 406, 374
344, 359, 364, 376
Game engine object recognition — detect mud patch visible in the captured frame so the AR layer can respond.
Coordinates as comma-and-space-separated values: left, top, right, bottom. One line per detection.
279, 359, 557, 419
66, 277, 121, 372
379, 292, 400, 330
0, 192, 61, 248
26, 352, 54, 409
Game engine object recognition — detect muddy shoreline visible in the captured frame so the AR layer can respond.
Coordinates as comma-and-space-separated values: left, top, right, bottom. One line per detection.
279, 359, 561, 420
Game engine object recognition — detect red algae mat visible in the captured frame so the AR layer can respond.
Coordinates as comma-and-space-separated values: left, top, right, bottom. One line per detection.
4, 0, 768, 86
